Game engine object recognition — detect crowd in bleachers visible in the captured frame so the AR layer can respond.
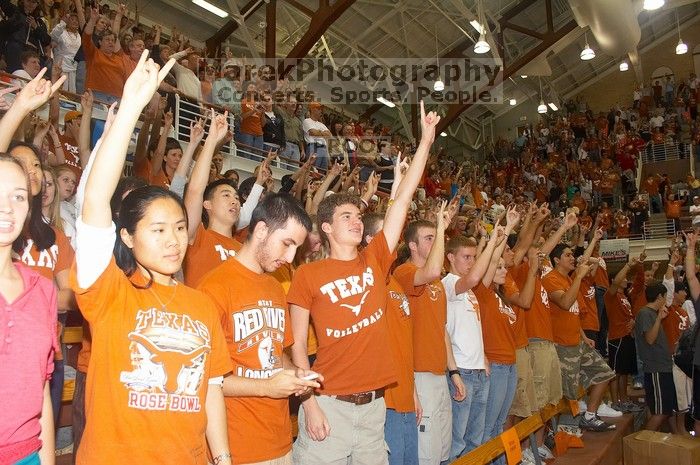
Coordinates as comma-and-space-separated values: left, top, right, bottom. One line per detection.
3, 2, 700, 465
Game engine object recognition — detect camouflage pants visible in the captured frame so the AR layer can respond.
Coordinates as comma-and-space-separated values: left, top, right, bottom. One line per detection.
555, 340, 615, 400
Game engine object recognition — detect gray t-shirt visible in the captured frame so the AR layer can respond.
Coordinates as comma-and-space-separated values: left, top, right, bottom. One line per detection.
634, 307, 673, 372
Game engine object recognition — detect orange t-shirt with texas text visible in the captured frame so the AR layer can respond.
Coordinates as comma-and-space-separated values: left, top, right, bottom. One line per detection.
384, 275, 415, 413
183, 224, 242, 287
70, 258, 232, 465
16, 227, 74, 362
604, 290, 634, 340
286, 231, 396, 395
662, 304, 690, 353
542, 270, 582, 347
504, 271, 528, 349
578, 278, 599, 331
198, 258, 293, 464
512, 262, 553, 341
393, 262, 447, 374
473, 283, 517, 364
16, 227, 74, 281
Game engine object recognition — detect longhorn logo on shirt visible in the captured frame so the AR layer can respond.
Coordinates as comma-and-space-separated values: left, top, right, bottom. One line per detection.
121, 307, 211, 412
340, 290, 370, 316
676, 311, 689, 331
496, 294, 517, 325
214, 244, 237, 261
427, 283, 442, 302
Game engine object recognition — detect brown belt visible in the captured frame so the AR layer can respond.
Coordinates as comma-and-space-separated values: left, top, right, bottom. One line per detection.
334, 388, 385, 406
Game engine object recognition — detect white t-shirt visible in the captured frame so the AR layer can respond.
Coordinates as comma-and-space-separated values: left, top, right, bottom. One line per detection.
443, 273, 485, 370
302, 118, 329, 145
650, 115, 664, 128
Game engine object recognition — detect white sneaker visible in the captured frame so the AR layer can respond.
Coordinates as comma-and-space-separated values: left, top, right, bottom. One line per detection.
521, 449, 537, 465
538, 444, 555, 460
596, 402, 623, 418
578, 400, 588, 413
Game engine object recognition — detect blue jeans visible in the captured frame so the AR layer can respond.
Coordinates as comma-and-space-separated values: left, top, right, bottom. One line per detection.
385, 409, 419, 465
483, 363, 517, 442
307, 144, 329, 171
449, 369, 489, 460
238, 133, 264, 158
90, 90, 119, 105
281, 143, 301, 170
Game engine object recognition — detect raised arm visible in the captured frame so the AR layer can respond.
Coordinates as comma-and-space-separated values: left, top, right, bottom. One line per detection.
383, 101, 438, 252
150, 110, 173, 176
548, 263, 590, 311
455, 225, 503, 295
541, 212, 578, 256
0, 69, 64, 151
184, 110, 228, 242
609, 255, 638, 295
73, 0, 86, 29
78, 90, 94, 167
83, 52, 174, 228
581, 227, 603, 264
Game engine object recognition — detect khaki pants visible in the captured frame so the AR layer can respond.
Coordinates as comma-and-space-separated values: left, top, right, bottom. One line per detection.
529, 339, 563, 409
415, 372, 451, 465
246, 451, 292, 465
293, 395, 388, 465
509, 347, 537, 418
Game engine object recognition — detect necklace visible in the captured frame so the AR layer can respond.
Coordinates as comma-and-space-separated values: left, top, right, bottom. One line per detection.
148, 280, 178, 311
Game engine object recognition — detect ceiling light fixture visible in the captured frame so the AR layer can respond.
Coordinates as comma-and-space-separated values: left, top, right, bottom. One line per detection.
580, 31, 595, 60
377, 96, 395, 108
619, 61, 629, 71
643, 0, 664, 11
440, 132, 447, 137
675, 12, 687, 54
192, 0, 229, 18
548, 102, 558, 111
473, 0, 490, 54
520, 75, 528, 78
509, 98, 517, 106
469, 20, 484, 34
434, 26, 444, 92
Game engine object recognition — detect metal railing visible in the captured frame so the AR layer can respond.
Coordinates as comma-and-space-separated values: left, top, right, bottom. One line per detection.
642, 142, 692, 163
641, 219, 676, 239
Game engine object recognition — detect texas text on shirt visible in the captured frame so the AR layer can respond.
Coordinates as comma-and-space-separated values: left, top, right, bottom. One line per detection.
198, 257, 294, 464
69, 220, 232, 464
183, 224, 242, 287
15, 226, 74, 281
542, 270, 582, 347
286, 230, 396, 394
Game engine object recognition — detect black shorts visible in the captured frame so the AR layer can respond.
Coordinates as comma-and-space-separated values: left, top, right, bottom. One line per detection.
644, 372, 677, 415
608, 335, 637, 375
693, 365, 700, 421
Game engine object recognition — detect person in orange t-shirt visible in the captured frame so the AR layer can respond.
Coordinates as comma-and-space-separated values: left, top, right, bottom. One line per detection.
394, 207, 460, 465
603, 257, 639, 412
662, 283, 693, 434
182, 114, 258, 287
665, 193, 685, 232
363, 213, 419, 464
199, 194, 319, 465
71, 60, 233, 465
82, 8, 127, 103
502, 243, 540, 424
545, 245, 615, 431
473, 254, 519, 444
287, 103, 438, 463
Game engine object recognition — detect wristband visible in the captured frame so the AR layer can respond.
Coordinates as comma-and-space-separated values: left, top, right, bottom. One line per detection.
213, 453, 232, 465
448, 369, 460, 377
